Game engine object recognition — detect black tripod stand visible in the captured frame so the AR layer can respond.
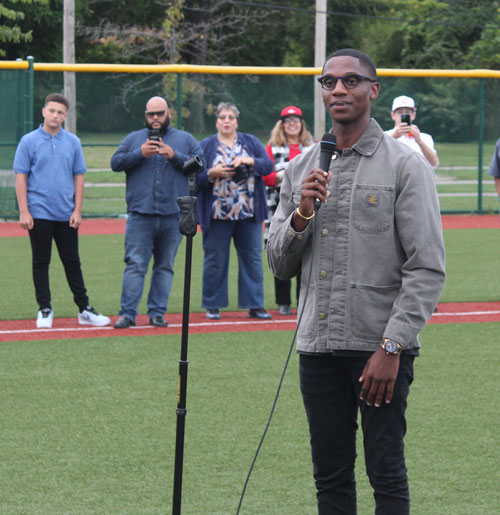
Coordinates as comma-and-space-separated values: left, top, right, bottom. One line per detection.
172, 155, 203, 515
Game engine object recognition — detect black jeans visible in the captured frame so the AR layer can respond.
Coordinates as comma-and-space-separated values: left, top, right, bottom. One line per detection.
28, 219, 89, 311
299, 353, 414, 515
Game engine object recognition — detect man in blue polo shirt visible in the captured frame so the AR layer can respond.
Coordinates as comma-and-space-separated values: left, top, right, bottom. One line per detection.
111, 96, 205, 328
13, 93, 111, 329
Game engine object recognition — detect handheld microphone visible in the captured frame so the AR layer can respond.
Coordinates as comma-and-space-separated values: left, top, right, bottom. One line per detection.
315, 133, 337, 212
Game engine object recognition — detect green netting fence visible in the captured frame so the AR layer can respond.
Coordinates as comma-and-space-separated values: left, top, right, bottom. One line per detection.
1, 60, 500, 218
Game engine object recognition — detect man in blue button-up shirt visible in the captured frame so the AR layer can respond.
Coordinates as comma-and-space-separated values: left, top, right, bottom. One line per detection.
111, 96, 205, 328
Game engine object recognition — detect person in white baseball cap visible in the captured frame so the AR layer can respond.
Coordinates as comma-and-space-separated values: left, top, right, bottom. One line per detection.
385, 95, 439, 167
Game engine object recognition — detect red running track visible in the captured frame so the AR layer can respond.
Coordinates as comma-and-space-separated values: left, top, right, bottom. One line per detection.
1, 302, 499, 342
1, 214, 499, 238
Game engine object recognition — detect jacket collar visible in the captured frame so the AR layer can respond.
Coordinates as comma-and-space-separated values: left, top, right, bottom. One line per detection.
351, 118, 384, 157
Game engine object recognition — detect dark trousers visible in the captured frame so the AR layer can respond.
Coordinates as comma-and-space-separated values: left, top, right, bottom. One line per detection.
28, 219, 89, 311
274, 268, 301, 306
299, 353, 414, 515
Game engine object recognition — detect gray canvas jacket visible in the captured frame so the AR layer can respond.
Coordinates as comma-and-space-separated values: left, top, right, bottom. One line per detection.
267, 119, 446, 353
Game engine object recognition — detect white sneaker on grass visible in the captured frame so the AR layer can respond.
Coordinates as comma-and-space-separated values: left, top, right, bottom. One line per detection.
36, 308, 53, 329
78, 306, 111, 327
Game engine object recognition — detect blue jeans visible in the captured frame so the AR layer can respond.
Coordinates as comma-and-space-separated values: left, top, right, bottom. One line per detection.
119, 212, 182, 321
202, 218, 264, 309
299, 353, 414, 515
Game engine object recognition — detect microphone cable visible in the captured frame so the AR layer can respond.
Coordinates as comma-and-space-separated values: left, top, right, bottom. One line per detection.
235, 212, 319, 514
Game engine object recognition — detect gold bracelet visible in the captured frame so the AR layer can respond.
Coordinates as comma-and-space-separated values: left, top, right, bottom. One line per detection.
295, 207, 315, 221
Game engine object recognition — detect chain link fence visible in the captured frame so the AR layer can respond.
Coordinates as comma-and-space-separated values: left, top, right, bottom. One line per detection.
2, 61, 500, 218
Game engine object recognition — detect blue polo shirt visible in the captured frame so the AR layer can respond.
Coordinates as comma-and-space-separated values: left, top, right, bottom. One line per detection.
13, 125, 86, 221
110, 126, 205, 215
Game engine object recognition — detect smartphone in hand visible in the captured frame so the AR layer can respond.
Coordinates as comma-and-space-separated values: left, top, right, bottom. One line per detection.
148, 129, 161, 141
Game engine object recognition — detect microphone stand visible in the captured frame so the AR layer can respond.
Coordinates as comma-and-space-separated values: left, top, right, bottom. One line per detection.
172, 156, 202, 515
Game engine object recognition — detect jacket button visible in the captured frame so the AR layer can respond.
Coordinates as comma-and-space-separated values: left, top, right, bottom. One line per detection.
322, 229, 328, 236
320, 271, 327, 278
297, 234, 302, 240
319, 312, 326, 320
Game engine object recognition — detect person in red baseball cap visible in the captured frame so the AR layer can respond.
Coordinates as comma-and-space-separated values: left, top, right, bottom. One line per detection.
264, 106, 314, 316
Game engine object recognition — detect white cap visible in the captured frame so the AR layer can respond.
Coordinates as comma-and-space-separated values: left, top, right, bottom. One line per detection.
391, 95, 416, 112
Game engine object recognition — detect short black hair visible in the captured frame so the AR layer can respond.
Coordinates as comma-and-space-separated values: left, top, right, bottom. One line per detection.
324, 49, 378, 81
45, 93, 69, 110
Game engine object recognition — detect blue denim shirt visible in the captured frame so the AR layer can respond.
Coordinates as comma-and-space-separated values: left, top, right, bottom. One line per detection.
111, 126, 205, 215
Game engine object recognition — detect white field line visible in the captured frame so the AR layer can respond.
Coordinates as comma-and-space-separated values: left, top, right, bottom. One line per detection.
2, 310, 500, 337
431, 310, 500, 317
0, 318, 298, 336
438, 192, 498, 197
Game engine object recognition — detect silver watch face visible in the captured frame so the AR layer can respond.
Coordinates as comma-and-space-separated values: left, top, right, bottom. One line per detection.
384, 340, 399, 354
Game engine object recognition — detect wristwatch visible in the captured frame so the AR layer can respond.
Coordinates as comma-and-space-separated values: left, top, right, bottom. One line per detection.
380, 338, 402, 355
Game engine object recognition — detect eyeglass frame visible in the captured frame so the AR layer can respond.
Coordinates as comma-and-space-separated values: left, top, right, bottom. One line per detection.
317, 74, 378, 90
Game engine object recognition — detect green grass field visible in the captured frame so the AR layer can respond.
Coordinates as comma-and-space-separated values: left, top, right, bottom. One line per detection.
0, 326, 498, 514
1, 141, 500, 512
2, 227, 500, 322
1, 224, 500, 512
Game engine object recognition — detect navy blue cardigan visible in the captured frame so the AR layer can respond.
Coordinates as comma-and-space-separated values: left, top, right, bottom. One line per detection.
196, 132, 273, 232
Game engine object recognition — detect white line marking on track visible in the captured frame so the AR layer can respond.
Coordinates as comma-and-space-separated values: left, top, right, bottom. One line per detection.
0, 318, 298, 336
2, 311, 500, 337
431, 310, 500, 317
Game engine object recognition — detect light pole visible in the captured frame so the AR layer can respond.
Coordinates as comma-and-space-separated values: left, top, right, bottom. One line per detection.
314, 0, 327, 140
63, 0, 76, 133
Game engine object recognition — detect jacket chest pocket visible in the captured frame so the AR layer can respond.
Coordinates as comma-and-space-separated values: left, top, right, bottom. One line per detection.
352, 184, 394, 233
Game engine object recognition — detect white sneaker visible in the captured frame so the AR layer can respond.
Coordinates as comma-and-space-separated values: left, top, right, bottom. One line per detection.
36, 308, 53, 329
78, 306, 111, 327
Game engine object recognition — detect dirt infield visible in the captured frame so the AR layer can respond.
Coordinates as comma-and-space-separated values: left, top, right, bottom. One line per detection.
1, 214, 499, 238
1, 302, 499, 342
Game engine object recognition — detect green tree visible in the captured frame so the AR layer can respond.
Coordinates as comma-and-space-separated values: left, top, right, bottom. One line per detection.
466, 2, 500, 69
0, 0, 47, 57
364, 0, 500, 69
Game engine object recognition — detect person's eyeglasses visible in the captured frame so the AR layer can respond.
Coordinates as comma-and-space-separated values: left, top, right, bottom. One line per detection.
218, 115, 237, 121
145, 110, 166, 118
317, 74, 377, 90
283, 116, 301, 125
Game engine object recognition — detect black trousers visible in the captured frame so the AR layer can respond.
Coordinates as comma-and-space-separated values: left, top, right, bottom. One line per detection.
28, 219, 89, 311
299, 353, 414, 515
274, 268, 301, 306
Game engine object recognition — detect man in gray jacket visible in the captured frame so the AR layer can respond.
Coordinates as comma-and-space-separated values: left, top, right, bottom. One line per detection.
267, 49, 445, 514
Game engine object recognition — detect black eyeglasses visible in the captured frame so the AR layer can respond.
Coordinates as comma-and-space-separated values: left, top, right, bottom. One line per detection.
145, 110, 166, 118
317, 74, 377, 90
